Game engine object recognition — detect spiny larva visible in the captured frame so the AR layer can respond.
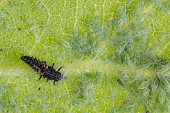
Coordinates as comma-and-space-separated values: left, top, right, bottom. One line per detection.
21, 55, 64, 85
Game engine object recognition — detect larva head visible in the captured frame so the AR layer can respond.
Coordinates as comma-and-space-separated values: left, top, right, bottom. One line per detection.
55, 71, 63, 81
55, 66, 65, 81
47, 66, 64, 81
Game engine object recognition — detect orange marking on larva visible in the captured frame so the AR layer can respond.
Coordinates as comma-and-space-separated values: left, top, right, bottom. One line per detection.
44, 65, 48, 70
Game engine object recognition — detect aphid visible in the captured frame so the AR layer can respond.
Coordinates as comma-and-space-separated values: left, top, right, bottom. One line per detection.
21, 55, 64, 85
18, 28, 21, 31
117, 79, 124, 86
0, 49, 2, 52
38, 87, 41, 91
146, 110, 150, 113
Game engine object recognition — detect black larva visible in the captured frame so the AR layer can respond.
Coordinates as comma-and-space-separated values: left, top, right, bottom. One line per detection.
21, 55, 64, 85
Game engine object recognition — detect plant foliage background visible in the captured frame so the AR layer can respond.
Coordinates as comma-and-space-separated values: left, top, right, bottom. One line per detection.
0, 0, 170, 113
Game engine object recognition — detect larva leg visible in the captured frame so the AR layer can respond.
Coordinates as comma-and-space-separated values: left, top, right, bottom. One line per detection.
37, 75, 42, 81
51, 63, 54, 68
53, 80, 58, 86
58, 66, 65, 71
46, 78, 49, 82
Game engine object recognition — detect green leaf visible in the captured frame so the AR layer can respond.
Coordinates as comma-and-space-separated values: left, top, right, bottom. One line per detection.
0, 0, 170, 113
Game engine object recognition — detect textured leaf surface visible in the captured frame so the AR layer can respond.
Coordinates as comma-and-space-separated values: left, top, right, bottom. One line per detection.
0, 0, 169, 113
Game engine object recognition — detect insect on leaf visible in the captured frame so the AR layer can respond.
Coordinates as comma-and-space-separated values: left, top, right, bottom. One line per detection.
62, 40, 72, 49
119, 71, 129, 79
138, 80, 150, 89
142, 88, 150, 98
162, 77, 170, 88
158, 88, 166, 104
128, 75, 139, 84
151, 76, 158, 92
122, 100, 138, 109
72, 28, 78, 38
